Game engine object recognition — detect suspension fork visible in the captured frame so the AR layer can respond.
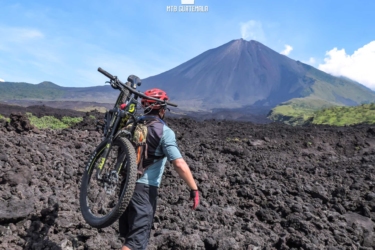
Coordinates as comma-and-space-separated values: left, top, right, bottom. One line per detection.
95, 142, 112, 180
95, 108, 126, 180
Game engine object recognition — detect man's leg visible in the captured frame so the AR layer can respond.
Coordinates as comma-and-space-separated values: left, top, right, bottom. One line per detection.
120, 183, 157, 250
118, 202, 132, 242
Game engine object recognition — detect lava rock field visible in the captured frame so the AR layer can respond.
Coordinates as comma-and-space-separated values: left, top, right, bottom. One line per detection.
0, 111, 375, 250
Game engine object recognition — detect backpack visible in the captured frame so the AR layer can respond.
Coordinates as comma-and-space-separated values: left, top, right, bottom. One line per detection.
125, 117, 164, 177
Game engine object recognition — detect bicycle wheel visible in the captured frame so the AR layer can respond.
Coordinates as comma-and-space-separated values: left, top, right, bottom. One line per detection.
79, 136, 137, 228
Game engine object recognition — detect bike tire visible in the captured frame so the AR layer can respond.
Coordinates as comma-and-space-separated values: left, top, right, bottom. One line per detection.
79, 136, 137, 228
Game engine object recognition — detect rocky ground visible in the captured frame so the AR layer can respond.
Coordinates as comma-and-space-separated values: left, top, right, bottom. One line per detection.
0, 109, 374, 250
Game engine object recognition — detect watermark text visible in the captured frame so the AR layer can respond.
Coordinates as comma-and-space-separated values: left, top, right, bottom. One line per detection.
167, 5, 209, 12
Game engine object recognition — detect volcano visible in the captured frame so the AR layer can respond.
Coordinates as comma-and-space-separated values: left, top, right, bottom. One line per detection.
142, 39, 375, 110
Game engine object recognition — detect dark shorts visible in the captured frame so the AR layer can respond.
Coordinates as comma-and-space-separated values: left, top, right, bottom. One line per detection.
119, 183, 158, 250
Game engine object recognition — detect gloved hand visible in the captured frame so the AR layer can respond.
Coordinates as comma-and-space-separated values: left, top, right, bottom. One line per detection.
190, 190, 200, 210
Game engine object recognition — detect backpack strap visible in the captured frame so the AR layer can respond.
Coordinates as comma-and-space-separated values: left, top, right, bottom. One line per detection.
138, 157, 164, 179
136, 116, 166, 179
136, 145, 145, 176
138, 115, 166, 125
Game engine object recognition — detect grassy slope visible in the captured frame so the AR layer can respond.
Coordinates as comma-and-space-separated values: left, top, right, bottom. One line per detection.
311, 103, 375, 126
269, 64, 375, 125
0, 81, 117, 105
303, 64, 375, 104
268, 97, 339, 125
0, 82, 65, 100
270, 102, 375, 126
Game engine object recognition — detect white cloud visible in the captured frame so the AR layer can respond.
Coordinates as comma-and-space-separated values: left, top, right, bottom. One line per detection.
309, 57, 316, 64
280, 44, 293, 56
0, 26, 44, 43
19, 29, 43, 40
319, 41, 375, 90
0, 78, 4, 82
0, 26, 47, 58
239, 20, 265, 42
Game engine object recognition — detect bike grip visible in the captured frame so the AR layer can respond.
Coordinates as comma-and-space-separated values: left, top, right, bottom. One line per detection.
167, 101, 178, 107
98, 67, 114, 80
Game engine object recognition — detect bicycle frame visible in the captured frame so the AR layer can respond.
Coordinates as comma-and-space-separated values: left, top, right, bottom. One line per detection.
95, 89, 137, 180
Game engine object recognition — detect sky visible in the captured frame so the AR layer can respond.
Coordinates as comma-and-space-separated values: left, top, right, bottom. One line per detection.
0, 0, 375, 90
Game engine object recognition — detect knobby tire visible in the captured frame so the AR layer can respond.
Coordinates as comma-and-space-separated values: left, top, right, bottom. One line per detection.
79, 136, 137, 228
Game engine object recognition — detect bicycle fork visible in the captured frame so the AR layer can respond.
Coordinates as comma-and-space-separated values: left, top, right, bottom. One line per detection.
96, 143, 111, 180
95, 142, 125, 195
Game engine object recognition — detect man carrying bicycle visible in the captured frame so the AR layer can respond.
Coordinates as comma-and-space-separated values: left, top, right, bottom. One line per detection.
119, 88, 200, 250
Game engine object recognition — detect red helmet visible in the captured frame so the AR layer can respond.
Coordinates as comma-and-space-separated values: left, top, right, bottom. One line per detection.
141, 88, 169, 109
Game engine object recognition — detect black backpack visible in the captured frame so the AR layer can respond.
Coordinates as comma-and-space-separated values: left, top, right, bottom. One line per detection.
125, 117, 165, 177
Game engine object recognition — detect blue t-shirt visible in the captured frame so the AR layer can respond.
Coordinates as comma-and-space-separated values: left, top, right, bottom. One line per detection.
137, 117, 182, 187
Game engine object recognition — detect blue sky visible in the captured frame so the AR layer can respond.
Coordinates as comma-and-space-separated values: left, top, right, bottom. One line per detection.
1, 0, 375, 89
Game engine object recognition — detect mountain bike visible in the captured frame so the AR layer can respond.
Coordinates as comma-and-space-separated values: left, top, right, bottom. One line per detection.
79, 67, 177, 228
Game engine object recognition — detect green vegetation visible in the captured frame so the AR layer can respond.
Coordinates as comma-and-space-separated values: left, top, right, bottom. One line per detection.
311, 103, 375, 126
268, 64, 375, 126
0, 81, 65, 101
0, 114, 10, 123
269, 101, 375, 126
268, 97, 339, 125
61, 116, 84, 127
26, 112, 83, 129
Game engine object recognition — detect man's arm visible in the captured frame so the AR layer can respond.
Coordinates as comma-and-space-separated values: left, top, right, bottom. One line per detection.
160, 127, 199, 209
171, 158, 198, 190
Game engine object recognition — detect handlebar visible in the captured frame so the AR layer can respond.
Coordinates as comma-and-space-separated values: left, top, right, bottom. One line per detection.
98, 67, 178, 107
98, 67, 114, 80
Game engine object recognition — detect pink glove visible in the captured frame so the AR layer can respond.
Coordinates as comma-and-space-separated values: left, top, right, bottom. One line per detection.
190, 190, 200, 210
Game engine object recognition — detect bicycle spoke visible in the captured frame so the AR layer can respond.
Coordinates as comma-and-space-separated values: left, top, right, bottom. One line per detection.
85, 143, 127, 218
